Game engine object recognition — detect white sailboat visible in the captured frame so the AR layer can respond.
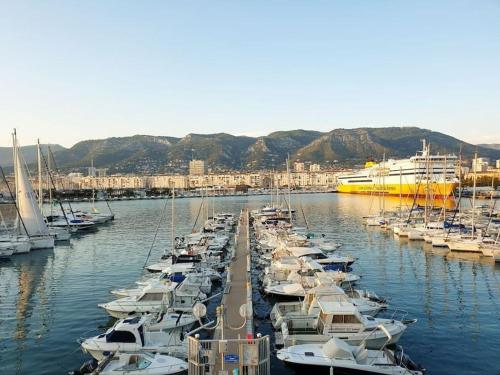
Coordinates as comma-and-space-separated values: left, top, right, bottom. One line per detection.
0, 171, 31, 254
13, 131, 54, 250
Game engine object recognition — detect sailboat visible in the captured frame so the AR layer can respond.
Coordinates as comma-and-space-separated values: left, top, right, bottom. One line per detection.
12, 130, 54, 250
0, 166, 32, 254
36, 140, 72, 242
447, 153, 483, 253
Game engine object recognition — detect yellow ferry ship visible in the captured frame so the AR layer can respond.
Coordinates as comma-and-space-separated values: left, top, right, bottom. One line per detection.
336, 141, 458, 198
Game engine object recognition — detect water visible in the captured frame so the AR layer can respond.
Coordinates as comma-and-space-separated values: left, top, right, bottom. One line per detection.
1, 194, 499, 375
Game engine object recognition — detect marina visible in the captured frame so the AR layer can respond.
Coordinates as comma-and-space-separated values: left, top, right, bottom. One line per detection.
1, 193, 500, 374
2, 2, 500, 374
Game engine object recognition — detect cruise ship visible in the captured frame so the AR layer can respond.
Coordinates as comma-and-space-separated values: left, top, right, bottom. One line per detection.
336, 141, 458, 198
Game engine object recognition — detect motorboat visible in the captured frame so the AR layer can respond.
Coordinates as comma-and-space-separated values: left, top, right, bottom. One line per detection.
81, 316, 187, 361
100, 282, 206, 319
73, 209, 114, 224
286, 246, 355, 268
124, 272, 212, 295
86, 352, 188, 375
270, 285, 387, 328
264, 270, 360, 298
277, 333, 425, 374
275, 300, 410, 349
46, 214, 97, 231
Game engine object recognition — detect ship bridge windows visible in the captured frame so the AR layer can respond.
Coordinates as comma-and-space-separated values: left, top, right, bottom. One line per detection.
106, 330, 137, 343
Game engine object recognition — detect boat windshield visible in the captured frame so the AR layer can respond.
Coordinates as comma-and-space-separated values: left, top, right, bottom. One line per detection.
117, 355, 152, 371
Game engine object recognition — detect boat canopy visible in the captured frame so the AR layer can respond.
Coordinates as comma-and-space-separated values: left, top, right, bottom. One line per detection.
322, 338, 354, 360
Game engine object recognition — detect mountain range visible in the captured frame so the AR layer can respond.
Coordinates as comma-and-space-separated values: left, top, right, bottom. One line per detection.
0, 144, 65, 168
3, 127, 500, 174
478, 144, 500, 151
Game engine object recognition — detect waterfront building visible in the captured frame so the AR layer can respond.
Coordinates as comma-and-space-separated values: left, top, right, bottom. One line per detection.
294, 162, 305, 172
310, 163, 321, 172
189, 160, 206, 175
472, 157, 489, 172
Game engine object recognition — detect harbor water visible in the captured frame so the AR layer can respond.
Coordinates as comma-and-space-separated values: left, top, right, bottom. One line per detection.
1, 193, 499, 375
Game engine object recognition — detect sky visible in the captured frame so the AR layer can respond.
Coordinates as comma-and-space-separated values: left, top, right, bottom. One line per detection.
1, 0, 499, 148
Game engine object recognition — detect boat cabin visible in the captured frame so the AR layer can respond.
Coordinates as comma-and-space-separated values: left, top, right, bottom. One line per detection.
316, 301, 368, 334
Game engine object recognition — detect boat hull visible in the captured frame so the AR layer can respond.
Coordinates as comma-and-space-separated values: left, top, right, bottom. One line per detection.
29, 236, 55, 249
337, 181, 456, 198
279, 360, 414, 375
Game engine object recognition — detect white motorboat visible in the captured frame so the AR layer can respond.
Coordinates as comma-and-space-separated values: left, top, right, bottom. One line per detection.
118, 272, 212, 296
101, 282, 206, 318
277, 334, 424, 374
270, 284, 387, 328
90, 352, 187, 375
81, 316, 187, 361
46, 214, 97, 231
275, 300, 410, 349
286, 246, 355, 268
159, 263, 222, 283
265, 270, 360, 298
72, 209, 114, 224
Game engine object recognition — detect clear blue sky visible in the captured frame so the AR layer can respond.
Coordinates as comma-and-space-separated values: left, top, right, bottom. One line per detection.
1, 0, 499, 147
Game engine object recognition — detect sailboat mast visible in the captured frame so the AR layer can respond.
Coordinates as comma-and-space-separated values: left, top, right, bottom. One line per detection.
472, 152, 477, 239
0, 165, 29, 237
270, 172, 273, 208
424, 143, 430, 225
382, 153, 386, 218
171, 183, 175, 253
91, 158, 95, 211
12, 130, 18, 212
443, 155, 447, 223
458, 146, 462, 227
47, 147, 53, 216
399, 167, 402, 218
286, 156, 292, 224
37, 139, 43, 210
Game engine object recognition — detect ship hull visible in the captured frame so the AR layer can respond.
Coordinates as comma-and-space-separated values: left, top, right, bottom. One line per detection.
337, 181, 457, 198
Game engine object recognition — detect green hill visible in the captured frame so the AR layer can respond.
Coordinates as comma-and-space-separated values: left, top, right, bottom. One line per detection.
41, 127, 500, 173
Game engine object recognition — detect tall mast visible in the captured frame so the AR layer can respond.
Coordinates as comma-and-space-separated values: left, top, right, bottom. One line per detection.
424, 143, 430, 225
12, 130, 18, 210
443, 155, 447, 226
270, 173, 273, 208
471, 152, 477, 239
47, 146, 53, 216
458, 145, 462, 227
37, 139, 43, 210
399, 167, 402, 218
171, 182, 175, 253
91, 158, 95, 211
382, 152, 386, 218
286, 156, 292, 224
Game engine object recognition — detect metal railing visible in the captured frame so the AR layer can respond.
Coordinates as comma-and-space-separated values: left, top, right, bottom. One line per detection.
188, 335, 270, 375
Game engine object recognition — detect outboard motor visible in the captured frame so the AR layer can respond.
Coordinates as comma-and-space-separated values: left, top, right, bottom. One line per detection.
69, 358, 98, 375
394, 346, 426, 373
